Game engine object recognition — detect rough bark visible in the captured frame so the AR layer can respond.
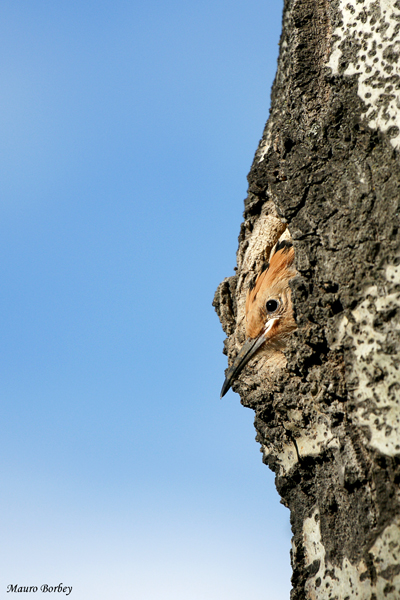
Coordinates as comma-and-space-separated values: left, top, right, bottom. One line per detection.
213, 1, 400, 598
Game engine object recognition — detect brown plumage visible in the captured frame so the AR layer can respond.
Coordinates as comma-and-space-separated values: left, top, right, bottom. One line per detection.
220, 240, 297, 397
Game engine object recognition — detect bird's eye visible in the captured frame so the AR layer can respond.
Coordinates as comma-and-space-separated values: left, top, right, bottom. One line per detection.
266, 299, 279, 313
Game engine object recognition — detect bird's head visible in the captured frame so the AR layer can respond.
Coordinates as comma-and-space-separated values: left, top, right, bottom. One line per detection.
221, 240, 297, 397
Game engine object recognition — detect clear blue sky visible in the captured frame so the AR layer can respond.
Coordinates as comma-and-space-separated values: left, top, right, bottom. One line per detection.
0, 1, 290, 599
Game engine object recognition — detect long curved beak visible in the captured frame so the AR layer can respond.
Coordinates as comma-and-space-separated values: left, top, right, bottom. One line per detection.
220, 318, 278, 398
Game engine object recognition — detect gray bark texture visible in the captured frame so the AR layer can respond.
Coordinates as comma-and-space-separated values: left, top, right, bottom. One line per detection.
213, 1, 400, 598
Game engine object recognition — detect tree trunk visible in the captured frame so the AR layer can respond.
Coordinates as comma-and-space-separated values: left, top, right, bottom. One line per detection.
213, 1, 400, 598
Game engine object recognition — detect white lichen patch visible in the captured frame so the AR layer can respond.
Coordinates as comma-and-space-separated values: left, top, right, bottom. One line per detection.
262, 419, 337, 476
296, 423, 335, 458
256, 126, 274, 163
303, 509, 324, 565
335, 264, 400, 456
302, 511, 400, 599
370, 518, 400, 578
327, 0, 400, 148
266, 441, 298, 474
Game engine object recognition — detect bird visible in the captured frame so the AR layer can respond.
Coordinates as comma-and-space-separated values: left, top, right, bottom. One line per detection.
220, 239, 297, 398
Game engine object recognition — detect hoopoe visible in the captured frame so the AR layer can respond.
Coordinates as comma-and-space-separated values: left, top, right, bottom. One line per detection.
220, 240, 297, 397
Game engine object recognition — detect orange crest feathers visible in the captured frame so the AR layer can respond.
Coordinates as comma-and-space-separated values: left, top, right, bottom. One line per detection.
245, 242, 296, 339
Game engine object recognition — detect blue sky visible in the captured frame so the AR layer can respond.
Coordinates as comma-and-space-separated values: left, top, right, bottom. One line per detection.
0, 1, 290, 598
